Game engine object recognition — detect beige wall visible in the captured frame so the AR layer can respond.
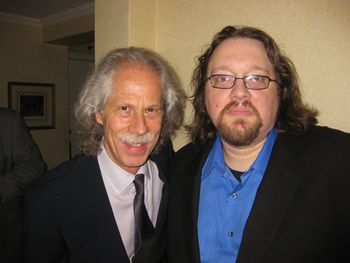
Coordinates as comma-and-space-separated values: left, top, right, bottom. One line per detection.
43, 14, 94, 42
0, 21, 70, 169
97, 0, 349, 150
95, 0, 157, 60
95, 0, 130, 60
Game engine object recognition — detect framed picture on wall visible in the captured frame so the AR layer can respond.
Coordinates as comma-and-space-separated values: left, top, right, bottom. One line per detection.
8, 82, 55, 130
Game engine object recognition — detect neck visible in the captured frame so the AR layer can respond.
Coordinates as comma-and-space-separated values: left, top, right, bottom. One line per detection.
222, 137, 267, 172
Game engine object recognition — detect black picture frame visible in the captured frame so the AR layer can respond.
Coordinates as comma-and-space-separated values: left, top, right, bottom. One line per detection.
8, 82, 55, 130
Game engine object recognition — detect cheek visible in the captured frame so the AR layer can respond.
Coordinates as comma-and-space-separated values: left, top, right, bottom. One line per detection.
205, 91, 226, 116
149, 118, 162, 134
104, 116, 128, 135
257, 93, 279, 122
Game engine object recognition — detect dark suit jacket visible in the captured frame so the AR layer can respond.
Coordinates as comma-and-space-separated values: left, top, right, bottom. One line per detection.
23, 141, 172, 263
0, 107, 46, 263
168, 125, 350, 263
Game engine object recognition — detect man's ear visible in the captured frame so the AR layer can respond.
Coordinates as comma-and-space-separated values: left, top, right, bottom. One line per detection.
95, 112, 104, 126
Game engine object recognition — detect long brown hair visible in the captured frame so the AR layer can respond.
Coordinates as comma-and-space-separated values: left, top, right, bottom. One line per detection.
187, 25, 318, 144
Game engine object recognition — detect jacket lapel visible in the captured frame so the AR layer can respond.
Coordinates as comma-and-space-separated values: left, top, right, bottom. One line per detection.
182, 141, 214, 263
150, 140, 172, 230
134, 169, 168, 263
78, 156, 129, 262
237, 133, 305, 263
134, 140, 172, 263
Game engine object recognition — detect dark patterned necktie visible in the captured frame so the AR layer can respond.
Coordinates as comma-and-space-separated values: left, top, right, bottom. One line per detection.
133, 173, 155, 256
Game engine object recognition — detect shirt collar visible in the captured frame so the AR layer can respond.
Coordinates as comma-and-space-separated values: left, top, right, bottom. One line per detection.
202, 128, 277, 180
97, 142, 152, 194
252, 128, 277, 174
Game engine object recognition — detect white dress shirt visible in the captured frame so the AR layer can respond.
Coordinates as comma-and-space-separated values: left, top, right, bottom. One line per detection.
97, 144, 163, 261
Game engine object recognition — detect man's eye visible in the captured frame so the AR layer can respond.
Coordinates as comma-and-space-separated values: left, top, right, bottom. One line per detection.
249, 75, 262, 82
217, 76, 231, 82
120, 105, 129, 111
146, 107, 156, 113
115, 105, 132, 116
145, 106, 160, 115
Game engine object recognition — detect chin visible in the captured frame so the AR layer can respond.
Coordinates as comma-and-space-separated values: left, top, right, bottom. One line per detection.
126, 157, 148, 168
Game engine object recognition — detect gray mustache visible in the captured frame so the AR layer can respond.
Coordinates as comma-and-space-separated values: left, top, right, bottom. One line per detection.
118, 133, 154, 145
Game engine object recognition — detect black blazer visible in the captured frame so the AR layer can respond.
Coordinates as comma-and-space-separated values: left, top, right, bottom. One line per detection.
168, 126, 350, 263
23, 142, 172, 263
0, 107, 45, 263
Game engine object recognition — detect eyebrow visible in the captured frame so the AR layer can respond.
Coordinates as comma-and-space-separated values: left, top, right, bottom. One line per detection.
210, 65, 271, 73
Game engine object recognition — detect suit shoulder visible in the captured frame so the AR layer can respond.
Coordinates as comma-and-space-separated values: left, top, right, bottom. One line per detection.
0, 107, 19, 128
32, 155, 98, 189
0, 107, 17, 117
150, 138, 174, 171
278, 125, 350, 161
307, 125, 350, 135
303, 125, 350, 145
174, 142, 200, 158
172, 140, 213, 164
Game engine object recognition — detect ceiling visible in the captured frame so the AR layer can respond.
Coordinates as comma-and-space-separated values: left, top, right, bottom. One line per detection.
0, 0, 94, 19
0, 0, 95, 51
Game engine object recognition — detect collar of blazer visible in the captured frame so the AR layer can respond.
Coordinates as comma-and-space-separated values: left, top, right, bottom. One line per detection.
237, 131, 307, 262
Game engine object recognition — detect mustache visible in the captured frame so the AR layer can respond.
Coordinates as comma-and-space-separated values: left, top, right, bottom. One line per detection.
218, 100, 257, 123
118, 133, 154, 145
225, 100, 251, 110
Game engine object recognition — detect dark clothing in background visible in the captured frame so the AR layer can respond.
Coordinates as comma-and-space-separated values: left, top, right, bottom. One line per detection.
0, 107, 46, 263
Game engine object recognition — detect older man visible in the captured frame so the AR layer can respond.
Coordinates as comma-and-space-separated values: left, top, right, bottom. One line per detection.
23, 47, 185, 263
168, 26, 350, 263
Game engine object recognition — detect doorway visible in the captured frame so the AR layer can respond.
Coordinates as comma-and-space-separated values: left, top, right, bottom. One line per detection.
68, 49, 94, 159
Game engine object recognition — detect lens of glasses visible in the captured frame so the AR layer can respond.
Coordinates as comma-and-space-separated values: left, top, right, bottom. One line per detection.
244, 75, 269, 90
208, 75, 273, 90
209, 75, 234, 89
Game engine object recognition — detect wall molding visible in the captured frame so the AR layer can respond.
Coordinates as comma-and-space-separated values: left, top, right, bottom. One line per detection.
42, 3, 94, 27
0, 2, 94, 28
0, 12, 41, 27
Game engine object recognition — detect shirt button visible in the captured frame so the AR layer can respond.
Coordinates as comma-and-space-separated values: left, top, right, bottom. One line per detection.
228, 231, 234, 237
232, 192, 237, 199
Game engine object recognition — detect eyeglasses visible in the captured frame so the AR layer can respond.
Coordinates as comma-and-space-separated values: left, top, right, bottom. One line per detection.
207, 74, 278, 90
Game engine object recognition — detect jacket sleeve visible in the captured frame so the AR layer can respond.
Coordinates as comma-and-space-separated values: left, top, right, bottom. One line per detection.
22, 186, 69, 263
0, 110, 46, 204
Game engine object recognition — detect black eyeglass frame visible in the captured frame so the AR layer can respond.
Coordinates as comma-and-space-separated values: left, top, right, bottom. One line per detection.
206, 74, 278, 90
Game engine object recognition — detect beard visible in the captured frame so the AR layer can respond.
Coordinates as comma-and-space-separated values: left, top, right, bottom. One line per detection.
217, 100, 263, 147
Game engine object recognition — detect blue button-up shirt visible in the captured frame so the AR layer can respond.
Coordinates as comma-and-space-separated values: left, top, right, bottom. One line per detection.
198, 129, 277, 263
